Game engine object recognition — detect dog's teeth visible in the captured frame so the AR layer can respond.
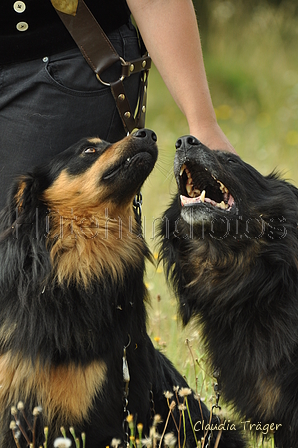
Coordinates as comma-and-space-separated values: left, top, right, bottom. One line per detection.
217, 201, 227, 210
200, 190, 206, 203
186, 177, 193, 185
193, 189, 201, 197
180, 164, 186, 176
217, 180, 227, 193
186, 184, 193, 195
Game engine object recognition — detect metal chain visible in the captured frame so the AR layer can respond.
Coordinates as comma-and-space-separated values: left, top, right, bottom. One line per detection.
122, 336, 131, 447
149, 387, 156, 422
204, 369, 222, 448
212, 368, 221, 412
133, 192, 143, 226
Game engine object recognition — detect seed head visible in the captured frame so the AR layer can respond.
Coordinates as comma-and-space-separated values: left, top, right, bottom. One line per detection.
163, 433, 177, 447
153, 414, 162, 426
17, 402, 24, 411
164, 391, 173, 399
9, 421, 17, 430
11, 406, 17, 416
178, 387, 192, 397
53, 437, 72, 448
169, 401, 176, 410
32, 406, 42, 416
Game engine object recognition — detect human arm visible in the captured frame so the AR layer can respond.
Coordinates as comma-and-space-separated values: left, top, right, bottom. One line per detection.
126, 0, 236, 153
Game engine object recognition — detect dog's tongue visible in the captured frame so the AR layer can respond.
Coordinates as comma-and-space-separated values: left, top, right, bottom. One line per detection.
228, 195, 234, 206
180, 193, 235, 209
180, 195, 201, 206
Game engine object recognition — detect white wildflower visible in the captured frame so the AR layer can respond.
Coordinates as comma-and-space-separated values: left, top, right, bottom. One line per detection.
54, 438, 72, 448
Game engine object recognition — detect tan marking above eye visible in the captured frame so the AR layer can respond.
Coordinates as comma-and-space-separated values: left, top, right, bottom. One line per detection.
88, 138, 102, 144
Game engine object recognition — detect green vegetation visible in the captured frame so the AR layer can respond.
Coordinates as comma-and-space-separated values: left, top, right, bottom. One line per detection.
143, 2, 298, 446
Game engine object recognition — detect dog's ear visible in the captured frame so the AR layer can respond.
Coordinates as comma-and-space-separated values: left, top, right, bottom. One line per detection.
0, 174, 43, 235
14, 175, 42, 211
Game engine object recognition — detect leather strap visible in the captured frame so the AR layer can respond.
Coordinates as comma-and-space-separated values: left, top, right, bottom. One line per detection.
51, 0, 151, 133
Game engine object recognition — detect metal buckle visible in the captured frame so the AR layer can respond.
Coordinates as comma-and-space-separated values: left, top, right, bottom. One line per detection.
96, 57, 126, 86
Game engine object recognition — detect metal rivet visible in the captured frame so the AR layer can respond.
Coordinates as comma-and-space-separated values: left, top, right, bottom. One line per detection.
130, 64, 134, 72
142, 106, 146, 113
13, 1, 26, 13
16, 21, 28, 31
142, 60, 147, 68
42, 57, 49, 63
124, 112, 131, 119
118, 94, 125, 101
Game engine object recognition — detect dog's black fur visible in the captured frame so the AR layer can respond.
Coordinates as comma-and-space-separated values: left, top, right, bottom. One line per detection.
0, 130, 244, 447
159, 136, 298, 448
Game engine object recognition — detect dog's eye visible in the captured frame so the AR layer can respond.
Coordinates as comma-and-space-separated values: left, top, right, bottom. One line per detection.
84, 147, 96, 154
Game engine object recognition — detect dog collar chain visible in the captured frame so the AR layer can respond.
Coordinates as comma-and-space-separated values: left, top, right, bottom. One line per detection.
149, 387, 156, 422
122, 336, 131, 446
133, 192, 143, 226
204, 368, 222, 448
212, 368, 222, 412
200, 369, 222, 448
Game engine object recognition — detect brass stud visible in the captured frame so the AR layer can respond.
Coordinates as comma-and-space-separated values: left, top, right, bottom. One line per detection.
130, 64, 135, 72
118, 93, 125, 101
124, 111, 131, 119
142, 60, 147, 68
142, 106, 146, 113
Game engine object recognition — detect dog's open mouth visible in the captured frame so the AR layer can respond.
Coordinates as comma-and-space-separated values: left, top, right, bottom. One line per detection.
179, 163, 235, 211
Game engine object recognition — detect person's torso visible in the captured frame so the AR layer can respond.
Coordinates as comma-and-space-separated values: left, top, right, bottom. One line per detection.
1, 0, 131, 63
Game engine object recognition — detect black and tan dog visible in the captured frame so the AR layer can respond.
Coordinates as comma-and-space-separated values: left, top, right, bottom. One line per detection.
0, 130, 245, 447
159, 135, 298, 448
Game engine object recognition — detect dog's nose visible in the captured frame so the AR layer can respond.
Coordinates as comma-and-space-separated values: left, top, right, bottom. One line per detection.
134, 128, 157, 142
175, 135, 201, 150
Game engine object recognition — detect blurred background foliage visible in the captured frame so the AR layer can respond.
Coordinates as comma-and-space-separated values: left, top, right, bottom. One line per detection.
144, 0, 298, 235
142, 1, 298, 445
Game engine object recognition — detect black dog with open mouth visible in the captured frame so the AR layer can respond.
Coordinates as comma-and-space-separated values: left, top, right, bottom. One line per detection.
159, 136, 298, 448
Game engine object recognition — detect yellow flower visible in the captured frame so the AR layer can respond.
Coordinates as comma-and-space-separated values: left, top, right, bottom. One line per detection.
126, 414, 134, 423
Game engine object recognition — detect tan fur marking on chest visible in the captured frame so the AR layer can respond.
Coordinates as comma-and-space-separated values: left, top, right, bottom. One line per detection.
47, 204, 145, 287
0, 353, 106, 425
256, 377, 280, 420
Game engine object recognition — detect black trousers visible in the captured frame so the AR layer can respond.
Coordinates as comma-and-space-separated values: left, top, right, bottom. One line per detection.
0, 22, 141, 209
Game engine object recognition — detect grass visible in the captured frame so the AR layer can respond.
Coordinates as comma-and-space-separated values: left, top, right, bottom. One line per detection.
142, 1, 298, 447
